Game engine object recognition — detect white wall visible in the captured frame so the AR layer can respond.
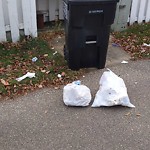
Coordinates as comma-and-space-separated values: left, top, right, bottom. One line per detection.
36, 0, 49, 11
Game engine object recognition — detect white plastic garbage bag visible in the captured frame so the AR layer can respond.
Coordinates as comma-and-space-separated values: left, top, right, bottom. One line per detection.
92, 69, 135, 108
63, 81, 92, 106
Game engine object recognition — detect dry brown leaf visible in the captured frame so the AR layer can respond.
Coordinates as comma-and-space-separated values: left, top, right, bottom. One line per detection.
125, 112, 131, 116
38, 85, 43, 88
136, 113, 141, 117
44, 54, 48, 57
0, 79, 9, 86
61, 72, 66, 77
46, 71, 50, 74
54, 87, 59, 90
41, 70, 46, 73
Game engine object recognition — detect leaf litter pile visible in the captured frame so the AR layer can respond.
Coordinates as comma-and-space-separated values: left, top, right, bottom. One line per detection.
112, 23, 150, 59
0, 31, 84, 98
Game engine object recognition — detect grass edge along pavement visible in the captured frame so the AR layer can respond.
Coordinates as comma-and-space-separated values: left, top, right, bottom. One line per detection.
112, 22, 150, 60
0, 31, 85, 99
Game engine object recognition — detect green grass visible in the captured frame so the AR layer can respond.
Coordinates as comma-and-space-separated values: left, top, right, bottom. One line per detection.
115, 23, 150, 37
113, 23, 150, 59
0, 34, 84, 98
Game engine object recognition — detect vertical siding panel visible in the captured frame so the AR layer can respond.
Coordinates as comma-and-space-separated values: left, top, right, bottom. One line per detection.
0, 0, 6, 42
129, 0, 139, 24
145, 0, 150, 22
22, 0, 32, 36
22, 0, 37, 37
49, 0, 57, 21
59, 0, 64, 20
30, 0, 37, 37
7, 0, 20, 42
137, 0, 147, 23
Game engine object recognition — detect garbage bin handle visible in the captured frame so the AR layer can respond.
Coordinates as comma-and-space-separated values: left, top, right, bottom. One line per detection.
85, 41, 97, 44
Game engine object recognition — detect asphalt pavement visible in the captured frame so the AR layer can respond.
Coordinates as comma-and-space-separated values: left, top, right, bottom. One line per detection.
0, 36, 150, 150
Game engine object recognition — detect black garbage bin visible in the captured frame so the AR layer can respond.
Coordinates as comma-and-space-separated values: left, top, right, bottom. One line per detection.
63, 0, 119, 70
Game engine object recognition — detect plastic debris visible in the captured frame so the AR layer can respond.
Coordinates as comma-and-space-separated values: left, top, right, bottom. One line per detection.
121, 60, 128, 64
92, 69, 135, 108
63, 81, 92, 106
53, 51, 58, 55
143, 43, 150, 47
16, 72, 35, 82
112, 43, 120, 47
73, 80, 81, 85
32, 57, 38, 62
57, 74, 62, 78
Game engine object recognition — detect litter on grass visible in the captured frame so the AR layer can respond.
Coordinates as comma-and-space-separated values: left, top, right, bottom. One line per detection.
53, 51, 58, 55
92, 69, 135, 108
16, 72, 35, 82
32, 57, 38, 62
112, 43, 120, 47
57, 74, 62, 78
143, 43, 150, 47
63, 81, 92, 106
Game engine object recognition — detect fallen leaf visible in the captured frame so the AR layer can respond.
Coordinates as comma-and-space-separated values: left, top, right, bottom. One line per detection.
44, 54, 48, 57
141, 49, 146, 53
46, 71, 50, 74
54, 87, 59, 90
0, 79, 9, 86
38, 85, 43, 88
125, 112, 131, 116
0, 68, 5, 74
61, 72, 66, 77
41, 70, 46, 73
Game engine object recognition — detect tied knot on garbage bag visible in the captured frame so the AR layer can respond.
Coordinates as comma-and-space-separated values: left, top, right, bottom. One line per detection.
63, 80, 92, 107
92, 69, 135, 108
